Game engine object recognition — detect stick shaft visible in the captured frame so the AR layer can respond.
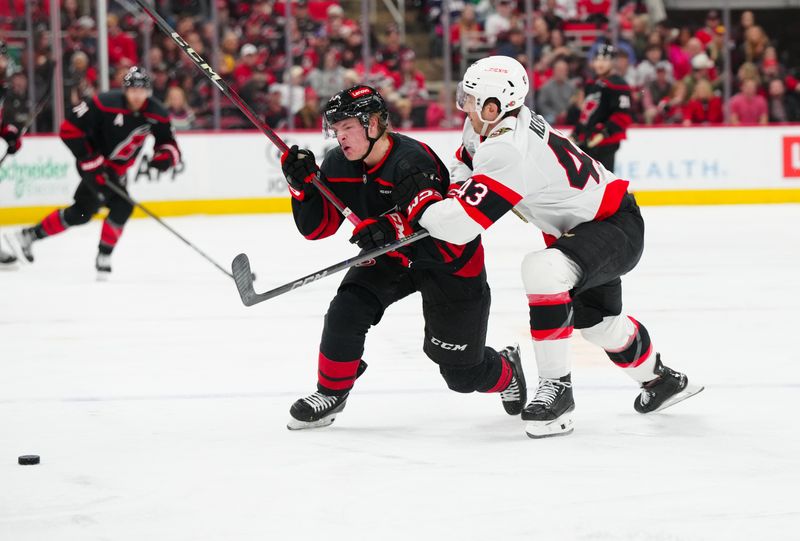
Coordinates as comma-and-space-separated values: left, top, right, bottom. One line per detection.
103, 181, 234, 279
232, 230, 430, 306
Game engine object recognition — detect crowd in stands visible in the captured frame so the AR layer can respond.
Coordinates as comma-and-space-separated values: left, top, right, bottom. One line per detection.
1, 0, 799, 132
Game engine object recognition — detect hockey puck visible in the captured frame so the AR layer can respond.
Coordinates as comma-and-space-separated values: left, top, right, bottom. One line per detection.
18, 455, 40, 465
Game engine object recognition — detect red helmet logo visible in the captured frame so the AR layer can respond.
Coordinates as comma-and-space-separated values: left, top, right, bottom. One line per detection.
349, 87, 372, 98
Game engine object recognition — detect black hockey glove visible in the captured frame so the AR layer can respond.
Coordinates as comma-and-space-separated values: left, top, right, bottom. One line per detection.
1, 124, 21, 155
349, 212, 413, 252
281, 145, 319, 199
78, 153, 108, 185
392, 168, 443, 224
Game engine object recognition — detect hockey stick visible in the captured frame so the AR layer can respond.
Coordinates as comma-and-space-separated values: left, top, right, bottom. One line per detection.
232, 230, 430, 306
132, 0, 361, 226
0, 70, 55, 168
102, 180, 234, 280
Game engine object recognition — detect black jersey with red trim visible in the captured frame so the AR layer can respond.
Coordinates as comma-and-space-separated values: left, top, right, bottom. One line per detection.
573, 75, 633, 148
290, 132, 485, 277
59, 90, 180, 176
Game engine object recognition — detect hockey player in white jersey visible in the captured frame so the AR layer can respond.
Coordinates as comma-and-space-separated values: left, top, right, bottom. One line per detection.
392, 56, 703, 438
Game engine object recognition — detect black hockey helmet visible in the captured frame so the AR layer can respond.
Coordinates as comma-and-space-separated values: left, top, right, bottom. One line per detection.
323, 85, 389, 161
123, 66, 152, 90
595, 43, 617, 59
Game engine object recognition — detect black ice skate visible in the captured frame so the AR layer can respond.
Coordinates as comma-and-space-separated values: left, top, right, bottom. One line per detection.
498, 344, 527, 415
13, 228, 35, 263
522, 374, 575, 438
287, 391, 350, 430
634, 354, 704, 414
0, 246, 17, 268
96, 253, 112, 280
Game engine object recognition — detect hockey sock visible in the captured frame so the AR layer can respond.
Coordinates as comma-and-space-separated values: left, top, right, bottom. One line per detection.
582, 315, 657, 382
529, 292, 573, 379
99, 218, 124, 255
483, 348, 513, 393
317, 352, 363, 396
37, 210, 68, 238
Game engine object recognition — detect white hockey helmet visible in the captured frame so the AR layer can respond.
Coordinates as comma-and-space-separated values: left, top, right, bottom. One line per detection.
456, 55, 529, 123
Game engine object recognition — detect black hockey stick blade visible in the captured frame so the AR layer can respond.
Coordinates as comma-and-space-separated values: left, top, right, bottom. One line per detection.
231, 230, 430, 307
231, 253, 260, 306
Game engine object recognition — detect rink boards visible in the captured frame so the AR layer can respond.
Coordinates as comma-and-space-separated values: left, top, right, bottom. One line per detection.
2, 124, 800, 225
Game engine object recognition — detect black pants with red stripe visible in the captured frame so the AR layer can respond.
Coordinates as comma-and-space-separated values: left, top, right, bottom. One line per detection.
35, 173, 134, 254
551, 193, 644, 329
318, 257, 504, 395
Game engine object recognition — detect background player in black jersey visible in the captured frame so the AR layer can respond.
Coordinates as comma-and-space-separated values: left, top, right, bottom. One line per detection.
279, 85, 526, 430
10, 67, 180, 278
572, 44, 633, 172
0, 40, 23, 267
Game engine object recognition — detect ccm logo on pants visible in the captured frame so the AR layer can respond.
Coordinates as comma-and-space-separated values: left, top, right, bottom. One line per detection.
430, 337, 468, 351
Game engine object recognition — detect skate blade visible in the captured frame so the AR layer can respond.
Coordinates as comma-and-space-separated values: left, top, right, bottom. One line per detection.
96, 270, 111, 282
2, 233, 31, 265
525, 413, 574, 439
286, 414, 338, 431
0, 259, 19, 270
647, 383, 705, 414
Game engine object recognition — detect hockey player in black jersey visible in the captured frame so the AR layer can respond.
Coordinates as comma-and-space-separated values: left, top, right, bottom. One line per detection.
279, 85, 526, 430
10, 67, 180, 278
1, 41, 23, 267
572, 44, 633, 172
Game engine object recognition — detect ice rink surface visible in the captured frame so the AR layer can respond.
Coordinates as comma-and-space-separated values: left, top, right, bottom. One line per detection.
2, 204, 799, 540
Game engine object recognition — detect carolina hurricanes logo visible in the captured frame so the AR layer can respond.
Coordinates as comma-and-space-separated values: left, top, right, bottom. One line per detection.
349, 87, 372, 98
109, 124, 151, 161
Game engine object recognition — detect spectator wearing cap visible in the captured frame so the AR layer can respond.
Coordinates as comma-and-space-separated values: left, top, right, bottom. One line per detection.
323, 4, 358, 47
767, 78, 800, 123
695, 10, 721, 46
307, 48, 347, 105
536, 58, 576, 125
271, 65, 306, 115
633, 44, 673, 89
670, 35, 705, 81
107, 13, 138, 65
681, 52, 717, 102
642, 64, 679, 124
730, 77, 768, 124
484, 0, 516, 48
294, 0, 321, 37
682, 79, 722, 126
234, 43, 260, 88
496, 27, 525, 60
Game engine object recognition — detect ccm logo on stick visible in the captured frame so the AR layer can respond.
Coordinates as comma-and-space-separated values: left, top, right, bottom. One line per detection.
430, 337, 468, 351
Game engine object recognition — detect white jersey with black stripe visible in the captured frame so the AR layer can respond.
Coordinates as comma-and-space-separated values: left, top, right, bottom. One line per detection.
419, 106, 629, 246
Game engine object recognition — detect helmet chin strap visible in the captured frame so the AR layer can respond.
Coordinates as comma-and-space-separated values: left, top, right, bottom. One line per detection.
476, 109, 505, 137
352, 123, 386, 163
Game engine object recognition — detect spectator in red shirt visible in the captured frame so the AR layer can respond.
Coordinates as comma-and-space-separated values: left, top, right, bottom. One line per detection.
107, 13, 138, 66
682, 80, 722, 125
391, 50, 429, 104
233, 43, 260, 88
730, 78, 768, 124
695, 10, 721, 46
